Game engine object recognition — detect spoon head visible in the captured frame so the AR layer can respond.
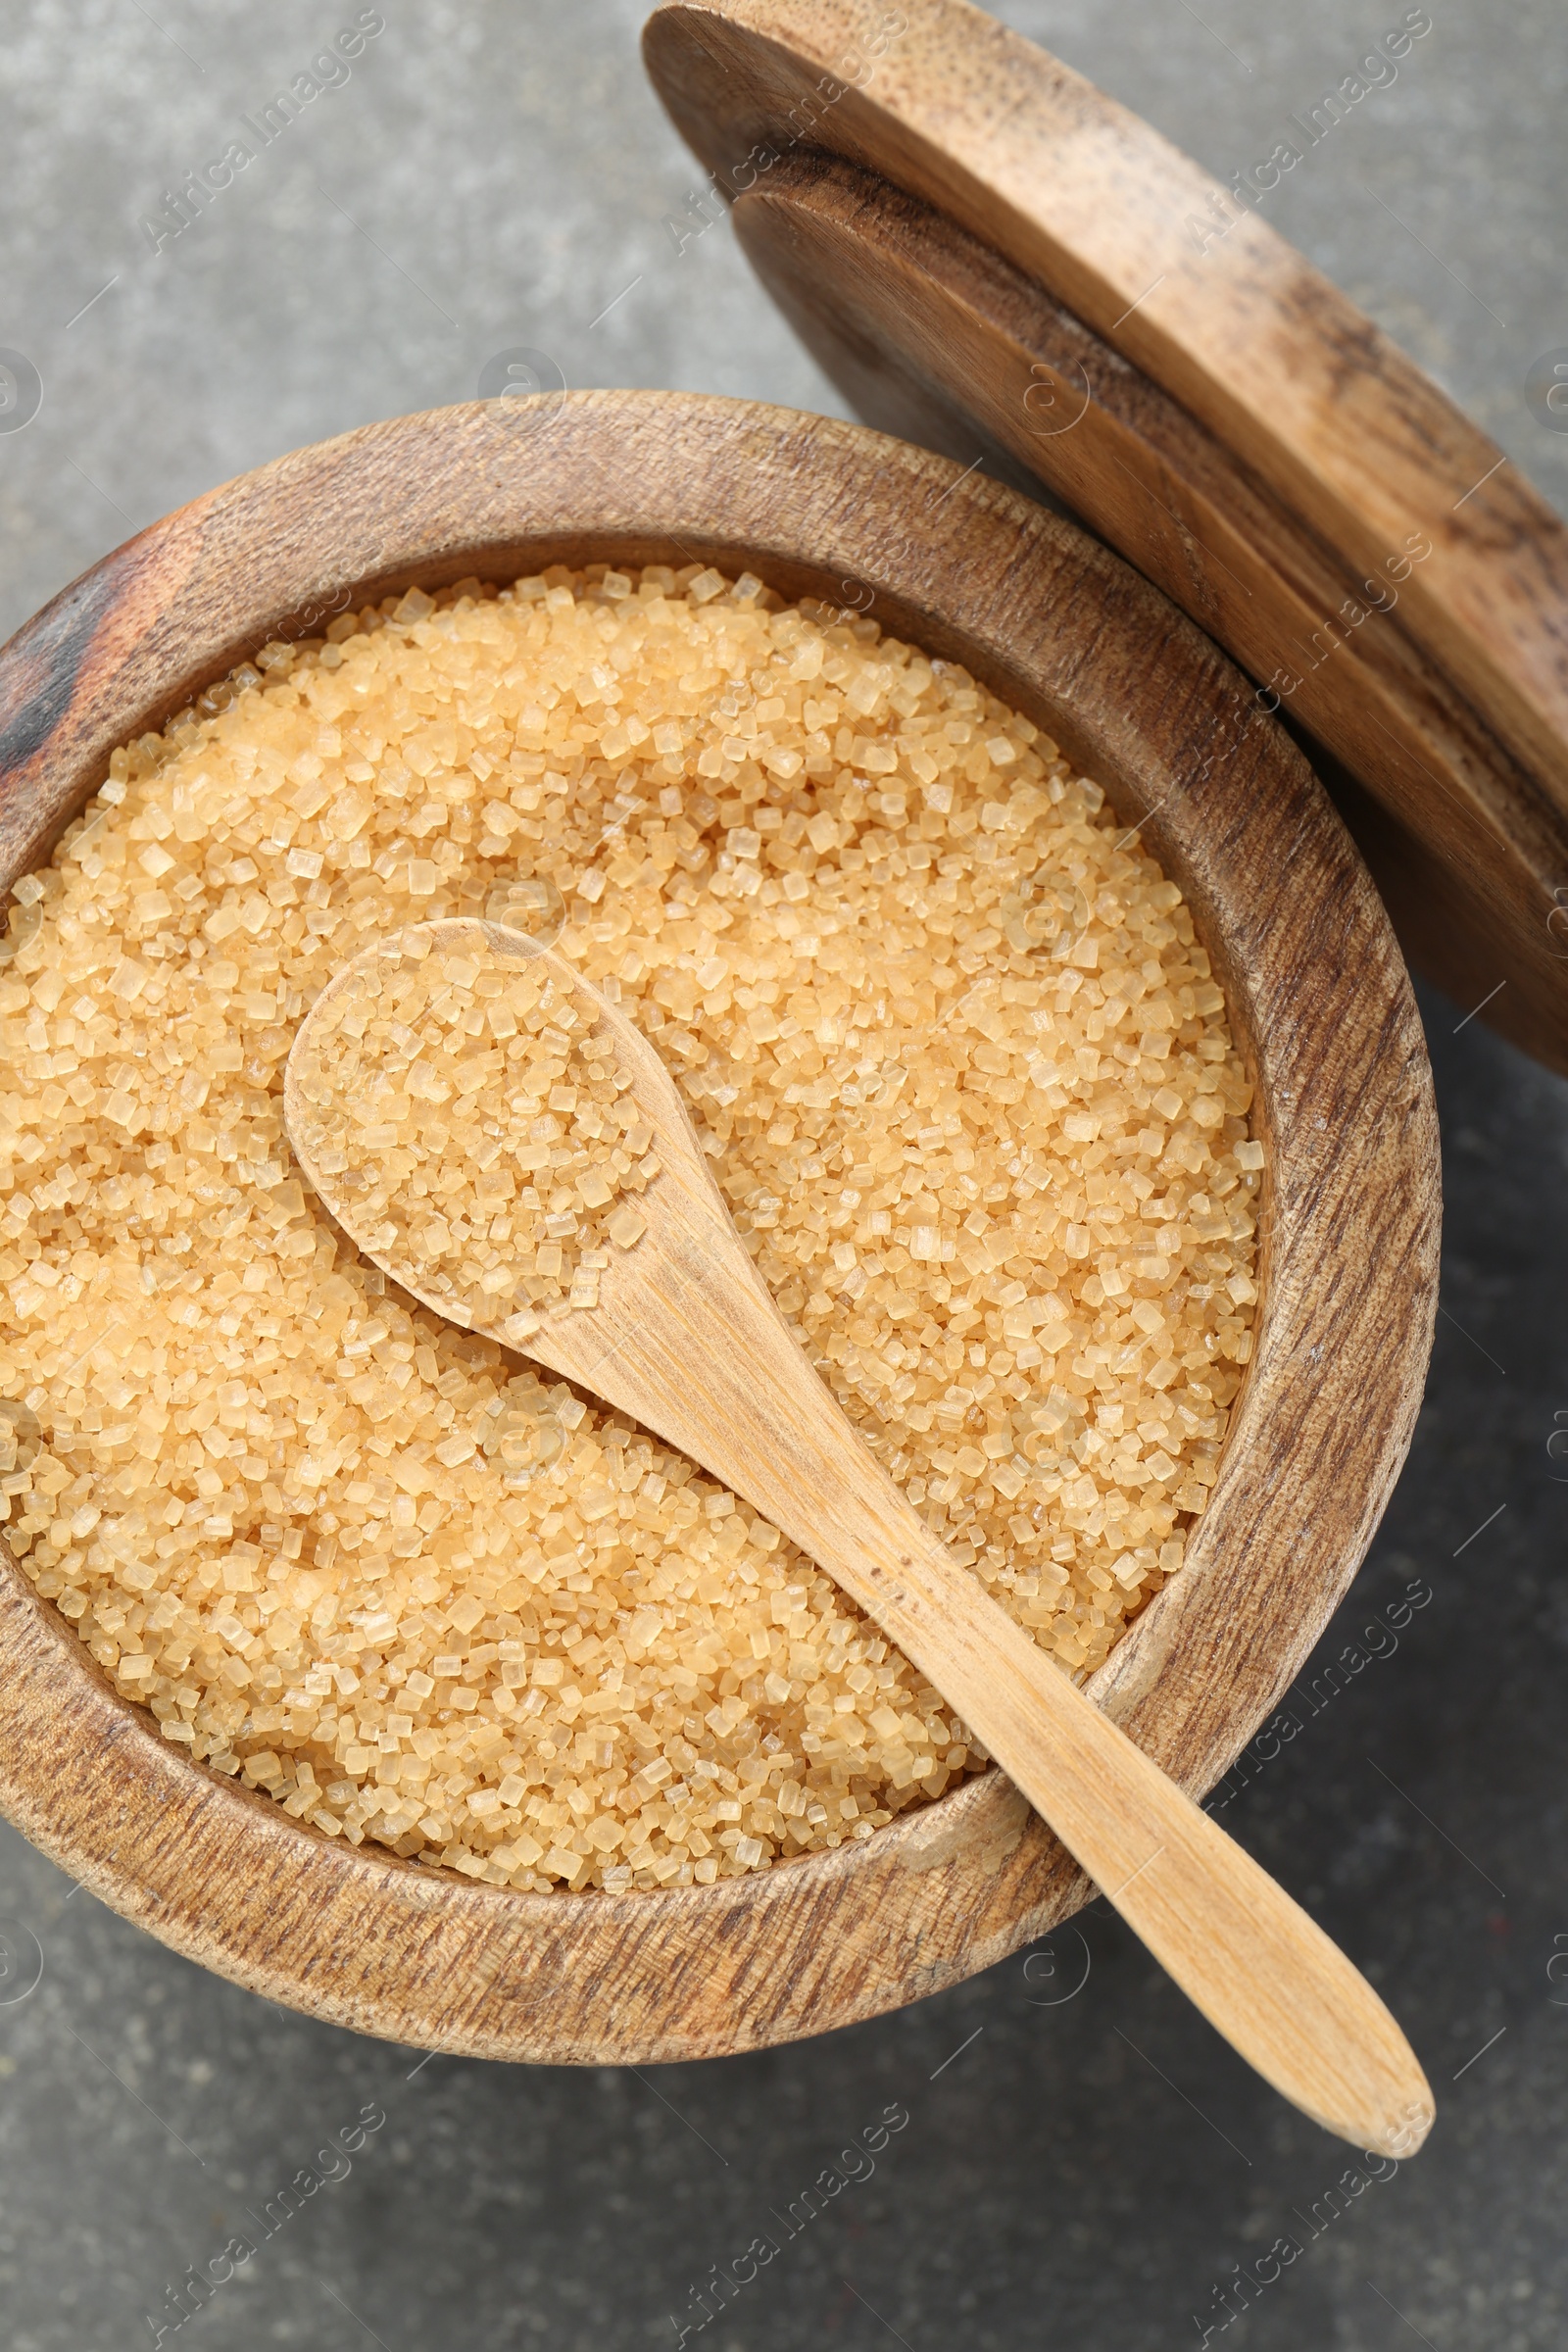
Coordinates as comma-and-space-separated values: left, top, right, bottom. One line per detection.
282, 916, 736, 1384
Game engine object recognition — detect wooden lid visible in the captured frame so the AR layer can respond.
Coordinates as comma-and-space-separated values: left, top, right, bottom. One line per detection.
644, 0, 1568, 1071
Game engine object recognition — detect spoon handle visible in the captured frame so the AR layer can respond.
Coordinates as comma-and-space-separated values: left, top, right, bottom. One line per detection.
806, 1492, 1435, 2159
544, 1215, 1433, 2158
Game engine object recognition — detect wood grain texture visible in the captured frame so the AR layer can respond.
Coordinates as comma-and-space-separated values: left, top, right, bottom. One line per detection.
643, 0, 1568, 1042
288, 920, 1433, 2151
0, 391, 1440, 2062
729, 151, 1568, 1074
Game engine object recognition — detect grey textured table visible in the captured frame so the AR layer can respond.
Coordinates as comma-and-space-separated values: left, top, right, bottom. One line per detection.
1, 5, 1565, 2347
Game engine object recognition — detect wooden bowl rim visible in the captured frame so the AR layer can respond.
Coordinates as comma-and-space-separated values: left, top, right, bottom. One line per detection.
0, 389, 1440, 2063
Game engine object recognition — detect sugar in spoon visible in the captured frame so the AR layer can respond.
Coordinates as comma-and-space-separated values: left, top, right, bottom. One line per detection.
284, 917, 1433, 2158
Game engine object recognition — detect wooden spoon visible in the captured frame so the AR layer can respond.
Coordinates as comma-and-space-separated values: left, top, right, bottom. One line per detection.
284, 916, 1434, 2158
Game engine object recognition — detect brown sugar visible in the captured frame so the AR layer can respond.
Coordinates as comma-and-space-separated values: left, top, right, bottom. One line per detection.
0, 563, 1260, 1891
290, 928, 652, 1334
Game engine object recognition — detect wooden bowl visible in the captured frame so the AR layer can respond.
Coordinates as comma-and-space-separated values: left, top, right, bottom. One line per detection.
0, 392, 1438, 2062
